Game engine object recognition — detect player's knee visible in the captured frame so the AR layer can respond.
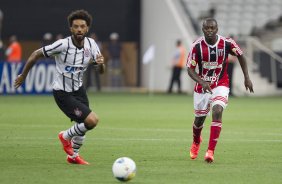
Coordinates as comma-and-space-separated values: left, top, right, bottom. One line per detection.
213, 104, 223, 113
84, 112, 99, 129
212, 105, 223, 119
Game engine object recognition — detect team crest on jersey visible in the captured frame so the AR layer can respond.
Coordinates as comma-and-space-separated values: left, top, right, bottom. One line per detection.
218, 49, 224, 56
74, 108, 82, 117
84, 48, 91, 57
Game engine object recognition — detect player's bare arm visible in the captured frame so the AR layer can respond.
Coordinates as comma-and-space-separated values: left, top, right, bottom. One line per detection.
95, 54, 105, 74
237, 55, 254, 93
187, 67, 212, 94
14, 49, 45, 89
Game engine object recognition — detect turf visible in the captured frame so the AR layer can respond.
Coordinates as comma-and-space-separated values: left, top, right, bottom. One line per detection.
0, 93, 282, 184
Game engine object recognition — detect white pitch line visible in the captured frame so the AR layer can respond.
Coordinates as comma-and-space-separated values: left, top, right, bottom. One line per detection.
99, 127, 189, 133
1, 137, 281, 143
1, 124, 281, 136
99, 127, 282, 136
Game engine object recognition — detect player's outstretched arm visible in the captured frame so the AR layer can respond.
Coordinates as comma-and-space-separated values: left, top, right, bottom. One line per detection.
14, 49, 45, 89
237, 55, 254, 93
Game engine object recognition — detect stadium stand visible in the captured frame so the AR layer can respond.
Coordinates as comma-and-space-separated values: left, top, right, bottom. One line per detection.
181, 0, 282, 36
180, 0, 282, 95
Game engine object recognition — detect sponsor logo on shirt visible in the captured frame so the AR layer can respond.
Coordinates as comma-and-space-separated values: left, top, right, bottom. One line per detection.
65, 66, 85, 73
202, 61, 218, 69
202, 76, 217, 82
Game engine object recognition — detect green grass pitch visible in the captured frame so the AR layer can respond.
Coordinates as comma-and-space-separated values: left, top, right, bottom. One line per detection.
0, 93, 282, 184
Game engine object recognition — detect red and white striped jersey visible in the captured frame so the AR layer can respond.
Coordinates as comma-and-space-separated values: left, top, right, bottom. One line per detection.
186, 35, 243, 93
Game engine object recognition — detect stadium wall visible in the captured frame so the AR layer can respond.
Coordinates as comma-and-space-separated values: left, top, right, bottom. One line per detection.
141, 0, 196, 93
1, 0, 140, 42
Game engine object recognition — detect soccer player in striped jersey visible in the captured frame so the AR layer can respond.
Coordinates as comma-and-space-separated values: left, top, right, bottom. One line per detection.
186, 18, 254, 163
14, 9, 105, 165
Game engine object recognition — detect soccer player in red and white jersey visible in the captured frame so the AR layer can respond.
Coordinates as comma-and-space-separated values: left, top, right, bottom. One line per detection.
186, 18, 254, 163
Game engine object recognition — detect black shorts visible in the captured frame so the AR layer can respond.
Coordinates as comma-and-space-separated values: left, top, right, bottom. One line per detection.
53, 87, 91, 122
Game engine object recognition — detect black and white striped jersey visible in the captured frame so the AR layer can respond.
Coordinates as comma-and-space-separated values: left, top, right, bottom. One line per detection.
42, 36, 100, 92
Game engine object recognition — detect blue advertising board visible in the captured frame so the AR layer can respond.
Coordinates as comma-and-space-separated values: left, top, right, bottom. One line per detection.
0, 61, 56, 95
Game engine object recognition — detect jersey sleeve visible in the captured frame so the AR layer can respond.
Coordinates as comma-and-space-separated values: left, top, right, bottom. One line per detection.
186, 46, 198, 69
90, 39, 101, 62
229, 38, 243, 56
42, 39, 64, 58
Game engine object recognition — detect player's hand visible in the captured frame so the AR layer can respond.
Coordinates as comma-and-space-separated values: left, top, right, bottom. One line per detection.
201, 81, 213, 94
95, 54, 104, 64
244, 78, 254, 93
14, 74, 25, 89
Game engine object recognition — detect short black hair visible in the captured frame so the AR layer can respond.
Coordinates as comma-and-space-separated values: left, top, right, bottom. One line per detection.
202, 18, 217, 27
67, 9, 92, 27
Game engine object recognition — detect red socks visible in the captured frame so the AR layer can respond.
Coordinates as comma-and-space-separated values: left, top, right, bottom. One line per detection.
208, 120, 222, 151
192, 120, 222, 151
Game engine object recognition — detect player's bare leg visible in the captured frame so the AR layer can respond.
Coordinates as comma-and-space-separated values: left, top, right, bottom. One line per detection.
84, 111, 99, 129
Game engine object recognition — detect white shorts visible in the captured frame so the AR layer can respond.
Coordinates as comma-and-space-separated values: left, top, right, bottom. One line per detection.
193, 86, 229, 117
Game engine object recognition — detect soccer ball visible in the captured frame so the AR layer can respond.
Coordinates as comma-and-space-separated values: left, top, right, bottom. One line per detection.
112, 157, 136, 182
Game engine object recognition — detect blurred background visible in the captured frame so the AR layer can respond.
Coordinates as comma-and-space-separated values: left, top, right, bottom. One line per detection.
1, 0, 282, 96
